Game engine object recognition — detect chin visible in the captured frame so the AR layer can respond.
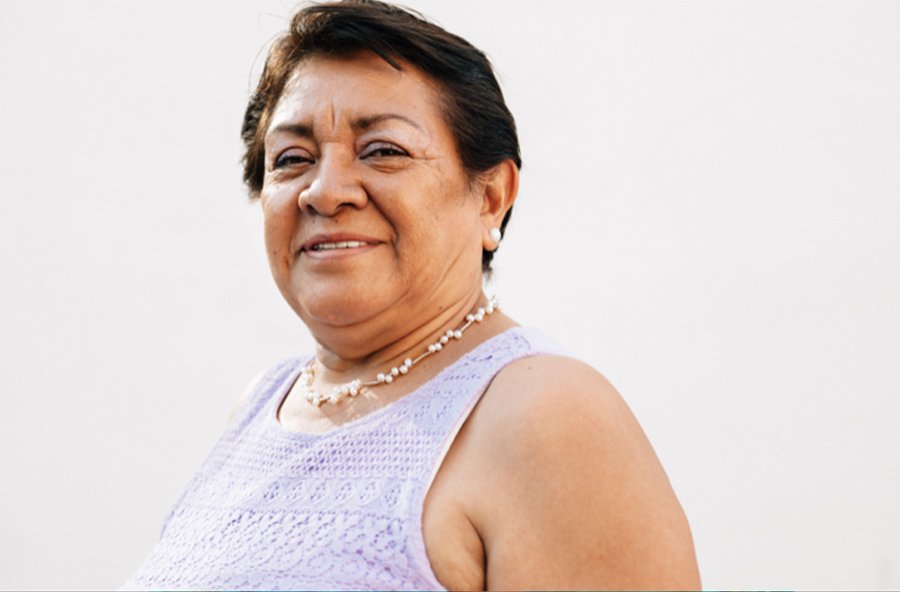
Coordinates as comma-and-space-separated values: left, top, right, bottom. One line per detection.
292, 279, 393, 329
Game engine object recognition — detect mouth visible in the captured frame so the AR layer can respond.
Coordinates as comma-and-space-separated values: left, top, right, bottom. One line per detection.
307, 240, 373, 252
299, 233, 382, 256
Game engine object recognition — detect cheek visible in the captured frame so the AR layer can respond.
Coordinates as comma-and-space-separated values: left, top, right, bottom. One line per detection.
260, 186, 298, 258
392, 196, 482, 268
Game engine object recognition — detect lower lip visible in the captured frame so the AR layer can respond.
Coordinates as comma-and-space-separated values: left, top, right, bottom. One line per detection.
301, 243, 380, 262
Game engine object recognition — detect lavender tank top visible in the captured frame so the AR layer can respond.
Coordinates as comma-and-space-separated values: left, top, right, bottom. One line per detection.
123, 327, 570, 591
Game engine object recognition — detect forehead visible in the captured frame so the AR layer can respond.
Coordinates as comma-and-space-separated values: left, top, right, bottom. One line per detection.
267, 51, 445, 134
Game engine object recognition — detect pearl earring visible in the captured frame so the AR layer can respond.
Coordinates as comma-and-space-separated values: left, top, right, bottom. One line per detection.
490, 228, 502, 242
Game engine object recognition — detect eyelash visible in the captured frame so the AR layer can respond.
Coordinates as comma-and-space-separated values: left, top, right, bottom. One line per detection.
362, 143, 407, 158
273, 152, 312, 169
272, 142, 407, 169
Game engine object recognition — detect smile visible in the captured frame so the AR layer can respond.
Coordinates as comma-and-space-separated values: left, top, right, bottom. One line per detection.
310, 241, 372, 251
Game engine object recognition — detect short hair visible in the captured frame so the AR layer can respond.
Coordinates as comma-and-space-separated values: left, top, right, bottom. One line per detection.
241, 0, 521, 274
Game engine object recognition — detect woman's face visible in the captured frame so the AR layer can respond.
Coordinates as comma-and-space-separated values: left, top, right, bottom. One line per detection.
260, 52, 486, 348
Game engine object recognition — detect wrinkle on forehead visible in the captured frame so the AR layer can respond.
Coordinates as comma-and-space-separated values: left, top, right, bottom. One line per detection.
330, 98, 336, 133
267, 52, 440, 138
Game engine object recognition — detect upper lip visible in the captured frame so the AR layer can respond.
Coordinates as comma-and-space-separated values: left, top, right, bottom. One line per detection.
300, 233, 382, 252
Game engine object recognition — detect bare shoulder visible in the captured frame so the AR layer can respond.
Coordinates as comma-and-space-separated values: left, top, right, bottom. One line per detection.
489, 354, 625, 426
481, 355, 644, 464
464, 355, 701, 590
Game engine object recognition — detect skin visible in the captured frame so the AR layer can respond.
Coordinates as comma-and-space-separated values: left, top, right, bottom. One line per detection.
253, 51, 701, 590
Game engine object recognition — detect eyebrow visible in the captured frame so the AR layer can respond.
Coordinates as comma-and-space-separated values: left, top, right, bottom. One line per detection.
351, 113, 423, 133
268, 123, 314, 139
268, 113, 423, 139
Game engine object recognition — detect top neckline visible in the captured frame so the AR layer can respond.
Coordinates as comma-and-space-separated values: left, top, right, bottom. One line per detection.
265, 326, 533, 441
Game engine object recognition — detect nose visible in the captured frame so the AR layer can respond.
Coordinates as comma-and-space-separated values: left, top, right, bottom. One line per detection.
298, 146, 367, 216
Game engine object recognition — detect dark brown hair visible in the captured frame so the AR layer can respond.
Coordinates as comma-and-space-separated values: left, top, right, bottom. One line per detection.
241, 0, 521, 274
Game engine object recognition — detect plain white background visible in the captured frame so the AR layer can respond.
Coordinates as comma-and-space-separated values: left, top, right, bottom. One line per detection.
1, 1, 898, 589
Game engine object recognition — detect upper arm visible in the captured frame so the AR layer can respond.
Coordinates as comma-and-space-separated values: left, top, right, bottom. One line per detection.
468, 355, 700, 591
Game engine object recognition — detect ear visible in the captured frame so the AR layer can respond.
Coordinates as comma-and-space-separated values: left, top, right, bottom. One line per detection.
479, 159, 519, 251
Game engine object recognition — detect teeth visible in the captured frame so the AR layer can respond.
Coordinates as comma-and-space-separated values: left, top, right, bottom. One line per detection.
311, 241, 369, 251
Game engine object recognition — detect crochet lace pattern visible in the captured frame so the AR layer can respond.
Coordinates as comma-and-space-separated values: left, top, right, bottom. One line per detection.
122, 327, 570, 591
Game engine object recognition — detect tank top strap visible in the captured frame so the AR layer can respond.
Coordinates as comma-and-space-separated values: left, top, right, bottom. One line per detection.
229, 356, 307, 432
424, 325, 576, 491
404, 326, 575, 587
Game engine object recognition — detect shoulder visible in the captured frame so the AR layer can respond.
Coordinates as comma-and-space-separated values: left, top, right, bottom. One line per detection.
228, 357, 304, 422
483, 354, 629, 450
475, 355, 651, 492
228, 369, 267, 422
462, 354, 701, 589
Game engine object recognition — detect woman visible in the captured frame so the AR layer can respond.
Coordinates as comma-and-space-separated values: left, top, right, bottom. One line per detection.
124, 1, 700, 590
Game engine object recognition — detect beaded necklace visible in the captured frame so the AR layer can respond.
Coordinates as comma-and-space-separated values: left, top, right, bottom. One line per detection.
299, 295, 500, 406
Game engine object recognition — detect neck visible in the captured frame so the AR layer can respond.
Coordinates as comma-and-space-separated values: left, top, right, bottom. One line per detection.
312, 287, 490, 384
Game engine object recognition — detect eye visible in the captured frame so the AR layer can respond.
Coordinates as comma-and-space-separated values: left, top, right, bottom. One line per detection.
273, 149, 314, 169
361, 142, 408, 159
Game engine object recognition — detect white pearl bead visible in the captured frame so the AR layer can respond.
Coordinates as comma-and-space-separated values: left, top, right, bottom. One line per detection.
301, 297, 500, 407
